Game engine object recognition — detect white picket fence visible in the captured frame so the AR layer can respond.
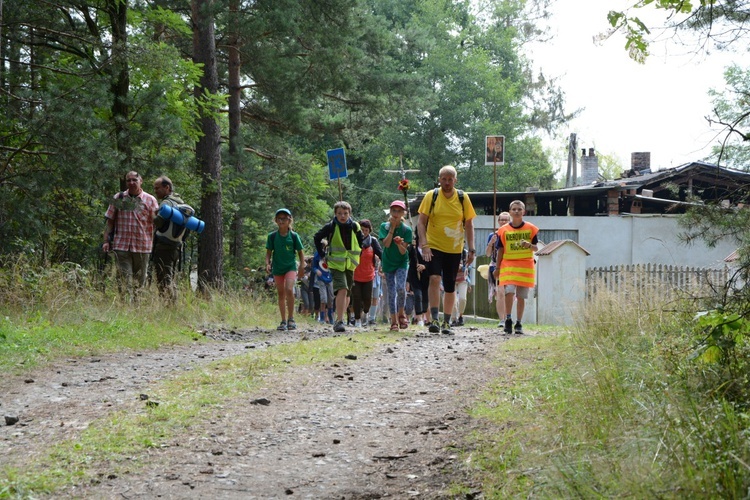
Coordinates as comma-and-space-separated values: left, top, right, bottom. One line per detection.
585, 263, 728, 301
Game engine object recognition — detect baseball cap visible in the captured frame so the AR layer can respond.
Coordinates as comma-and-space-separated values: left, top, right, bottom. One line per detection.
390, 200, 406, 210
275, 208, 292, 217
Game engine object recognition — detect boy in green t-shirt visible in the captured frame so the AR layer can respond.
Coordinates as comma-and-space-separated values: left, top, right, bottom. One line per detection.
265, 208, 305, 331
379, 200, 413, 330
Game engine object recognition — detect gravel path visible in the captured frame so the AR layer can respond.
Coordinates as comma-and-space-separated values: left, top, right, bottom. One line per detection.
1, 322, 523, 498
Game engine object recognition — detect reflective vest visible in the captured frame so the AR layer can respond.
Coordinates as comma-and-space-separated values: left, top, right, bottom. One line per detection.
327, 222, 362, 271
497, 222, 538, 287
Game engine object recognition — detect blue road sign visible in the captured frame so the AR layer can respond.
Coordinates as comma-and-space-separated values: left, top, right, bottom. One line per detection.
327, 148, 348, 180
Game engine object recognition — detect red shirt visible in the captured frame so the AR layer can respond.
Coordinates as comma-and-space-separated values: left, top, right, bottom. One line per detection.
354, 245, 376, 282
105, 191, 158, 253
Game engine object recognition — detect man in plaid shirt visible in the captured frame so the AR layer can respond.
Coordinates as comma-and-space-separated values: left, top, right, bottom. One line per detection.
103, 171, 159, 302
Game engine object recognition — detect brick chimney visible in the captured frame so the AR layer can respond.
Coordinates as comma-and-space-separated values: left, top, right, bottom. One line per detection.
581, 147, 598, 184
631, 152, 651, 173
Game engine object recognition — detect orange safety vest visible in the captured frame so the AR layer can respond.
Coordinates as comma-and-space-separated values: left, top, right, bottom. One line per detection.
497, 222, 538, 287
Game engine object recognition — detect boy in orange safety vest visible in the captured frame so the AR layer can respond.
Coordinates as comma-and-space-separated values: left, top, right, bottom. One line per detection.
495, 200, 539, 335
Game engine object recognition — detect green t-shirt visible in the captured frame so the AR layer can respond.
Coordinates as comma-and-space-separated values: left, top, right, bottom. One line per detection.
378, 221, 412, 272
266, 230, 304, 275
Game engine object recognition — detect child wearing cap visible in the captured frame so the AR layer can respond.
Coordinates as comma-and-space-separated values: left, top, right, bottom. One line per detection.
266, 208, 305, 332
379, 200, 413, 330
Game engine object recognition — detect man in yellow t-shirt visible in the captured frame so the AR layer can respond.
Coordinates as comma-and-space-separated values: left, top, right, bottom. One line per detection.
416, 165, 477, 335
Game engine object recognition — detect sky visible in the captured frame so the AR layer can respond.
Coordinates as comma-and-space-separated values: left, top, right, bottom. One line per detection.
525, 0, 738, 175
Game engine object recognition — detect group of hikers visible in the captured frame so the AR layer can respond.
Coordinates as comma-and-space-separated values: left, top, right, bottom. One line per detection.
103, 171, 193, 304
266, 165, 539, 335
101, 166, 539, 335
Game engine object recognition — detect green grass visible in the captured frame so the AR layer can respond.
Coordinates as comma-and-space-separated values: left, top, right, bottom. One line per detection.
456, 284, 750, 498
0, 269, 286, 374
0, 313, 200, 373
0, 331, 402, 497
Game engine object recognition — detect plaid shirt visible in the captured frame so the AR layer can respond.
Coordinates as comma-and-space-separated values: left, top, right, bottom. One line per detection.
105, 191, 159, 253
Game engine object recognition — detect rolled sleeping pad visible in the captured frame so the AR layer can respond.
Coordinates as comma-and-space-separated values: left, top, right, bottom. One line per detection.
158, 204, 205, 233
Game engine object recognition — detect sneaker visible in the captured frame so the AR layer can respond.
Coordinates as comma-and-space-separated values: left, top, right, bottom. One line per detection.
287, 319, 296, 330
514, 321, 524, 335
277, 320, 287, 331
368, 319, 377, 326
441, 321, 454, 335
428, 320, 440, 333
504, 318, 513, 334
354, 319, 362, 328
457, 316, 464, 326
450, 319, 459, 327
333, 320, 346, 333
417, 319, 424, 327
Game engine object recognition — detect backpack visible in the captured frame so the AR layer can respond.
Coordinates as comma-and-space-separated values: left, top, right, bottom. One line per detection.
156, 200, 194, 246
428, 187, 465, 223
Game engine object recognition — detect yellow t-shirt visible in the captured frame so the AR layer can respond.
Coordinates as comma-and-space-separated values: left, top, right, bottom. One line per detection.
418, 189, 477, 254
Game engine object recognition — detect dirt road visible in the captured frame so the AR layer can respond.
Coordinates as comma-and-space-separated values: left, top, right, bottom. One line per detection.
1, 322, 523, 498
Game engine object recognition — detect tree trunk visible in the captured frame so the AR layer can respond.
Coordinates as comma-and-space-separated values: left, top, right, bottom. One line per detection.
108, 0, 131, 167
192, 0, 224, 292
227, 0, 244, 269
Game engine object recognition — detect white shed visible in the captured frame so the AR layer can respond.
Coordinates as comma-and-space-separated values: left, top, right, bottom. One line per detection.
535, 240, 590, 326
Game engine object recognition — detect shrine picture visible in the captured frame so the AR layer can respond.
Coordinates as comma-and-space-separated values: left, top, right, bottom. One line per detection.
485, 135, 504, 166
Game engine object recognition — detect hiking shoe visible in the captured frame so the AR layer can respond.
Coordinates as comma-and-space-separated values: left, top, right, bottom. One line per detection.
287, 319, 296, 330
277, 320, 287, 331
503, 318, 513, 334
457, 316, 464, 326
333, 320, 346, 333
514, 321, 524, 335
441, 321, 454, 335
428, 320, 440, 333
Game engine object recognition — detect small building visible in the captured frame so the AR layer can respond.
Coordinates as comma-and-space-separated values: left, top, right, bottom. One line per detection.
536, 240, 590, 326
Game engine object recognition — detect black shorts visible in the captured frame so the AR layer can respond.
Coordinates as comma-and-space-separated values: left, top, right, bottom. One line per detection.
426, 249, 462, 293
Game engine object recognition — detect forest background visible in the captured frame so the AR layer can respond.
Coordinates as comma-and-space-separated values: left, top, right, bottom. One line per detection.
2, 0, 749, 291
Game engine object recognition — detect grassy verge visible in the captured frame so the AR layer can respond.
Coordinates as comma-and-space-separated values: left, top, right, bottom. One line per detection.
0, 331, 401, 497
0, 270, 281, 374
459, 286, 750, 497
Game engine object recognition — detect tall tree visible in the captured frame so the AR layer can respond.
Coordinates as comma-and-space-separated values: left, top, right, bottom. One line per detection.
192, 0, 224, 291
